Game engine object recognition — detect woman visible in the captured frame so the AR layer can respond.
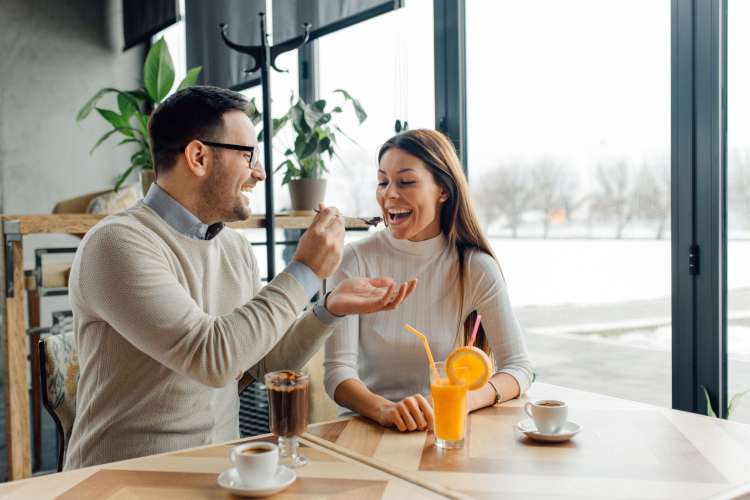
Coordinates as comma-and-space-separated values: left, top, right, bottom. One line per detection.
324, 129, 533, 432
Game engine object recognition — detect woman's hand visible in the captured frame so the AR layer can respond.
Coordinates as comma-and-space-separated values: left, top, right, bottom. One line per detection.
378, 394, 434, 432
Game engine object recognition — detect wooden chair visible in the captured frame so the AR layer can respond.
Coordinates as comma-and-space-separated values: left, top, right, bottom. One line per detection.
38, 321, 78, 472
26, 249, 76, 471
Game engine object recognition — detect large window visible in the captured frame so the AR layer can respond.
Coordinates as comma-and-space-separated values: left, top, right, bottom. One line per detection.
318, 2, 435, 217
727, 0, 750, 423
467, 1, 672, 407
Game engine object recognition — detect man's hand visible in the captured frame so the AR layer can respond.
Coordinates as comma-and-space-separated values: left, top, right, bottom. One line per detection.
293, 203, 345, 279
326, 277, 417, 317
378, 394, 434, 432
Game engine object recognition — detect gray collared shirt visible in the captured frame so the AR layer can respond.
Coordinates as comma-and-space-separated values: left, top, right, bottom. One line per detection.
143, 183, 340, 325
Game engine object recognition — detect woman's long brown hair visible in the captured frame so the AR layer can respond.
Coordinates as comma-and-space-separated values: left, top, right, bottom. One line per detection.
378, 129, 501, 354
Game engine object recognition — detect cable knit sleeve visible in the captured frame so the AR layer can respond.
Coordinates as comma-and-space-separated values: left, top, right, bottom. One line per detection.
467, 250, 534, 394
323, 245, 361, 399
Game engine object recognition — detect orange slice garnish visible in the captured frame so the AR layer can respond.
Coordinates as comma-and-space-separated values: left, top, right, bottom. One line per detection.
446, 346, 492, 390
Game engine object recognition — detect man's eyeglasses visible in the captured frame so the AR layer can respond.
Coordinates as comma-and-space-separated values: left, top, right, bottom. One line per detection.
188, 140, 260, 170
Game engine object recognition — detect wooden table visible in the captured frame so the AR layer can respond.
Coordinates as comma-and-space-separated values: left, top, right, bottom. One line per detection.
0, 383, 749, 498
306, 383, 750, 500
0, 213, 369, 480
0, 434, 447, 499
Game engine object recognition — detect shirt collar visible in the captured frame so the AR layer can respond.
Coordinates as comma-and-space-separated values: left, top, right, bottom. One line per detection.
143, 183, 225, 240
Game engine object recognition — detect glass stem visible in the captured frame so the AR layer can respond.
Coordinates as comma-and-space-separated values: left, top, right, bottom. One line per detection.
278, 436, 299, 459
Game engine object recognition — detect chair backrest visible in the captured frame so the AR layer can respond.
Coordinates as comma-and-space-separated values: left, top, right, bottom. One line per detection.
39, 321, 78, 472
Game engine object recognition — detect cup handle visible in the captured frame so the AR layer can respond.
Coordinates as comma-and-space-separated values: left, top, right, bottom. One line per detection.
524, 402, 533, 418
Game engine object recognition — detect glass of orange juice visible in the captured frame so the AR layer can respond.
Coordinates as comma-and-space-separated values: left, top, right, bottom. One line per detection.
431, 361, 468, 449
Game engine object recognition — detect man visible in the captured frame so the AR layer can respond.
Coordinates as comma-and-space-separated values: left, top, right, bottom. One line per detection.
64, 86, 416, 469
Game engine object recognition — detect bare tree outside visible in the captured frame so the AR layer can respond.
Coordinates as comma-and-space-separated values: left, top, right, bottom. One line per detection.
588, 159, 634, 238
474, 162, 536, 237
629, 160, 670, 239
529, 158, 578, 237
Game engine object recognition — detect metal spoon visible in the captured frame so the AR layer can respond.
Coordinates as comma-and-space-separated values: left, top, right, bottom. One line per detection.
312, 208, 382, 227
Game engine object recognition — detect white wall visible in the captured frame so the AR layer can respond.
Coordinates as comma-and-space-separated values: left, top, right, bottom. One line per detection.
0, 0, 145, 215
0, 0, 146, 327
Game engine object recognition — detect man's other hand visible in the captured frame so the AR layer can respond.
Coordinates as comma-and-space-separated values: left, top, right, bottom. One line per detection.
326, 277, 418, 317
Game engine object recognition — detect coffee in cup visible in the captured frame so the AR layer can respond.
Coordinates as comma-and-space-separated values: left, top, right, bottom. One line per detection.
230, 442, 279, 485
524, 399, 568, 434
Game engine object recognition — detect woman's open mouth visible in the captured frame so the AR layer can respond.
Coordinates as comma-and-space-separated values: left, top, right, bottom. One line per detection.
387, 208, 412, 226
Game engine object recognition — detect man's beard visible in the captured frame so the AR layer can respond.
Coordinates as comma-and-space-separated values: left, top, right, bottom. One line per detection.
198, 159, 251, 223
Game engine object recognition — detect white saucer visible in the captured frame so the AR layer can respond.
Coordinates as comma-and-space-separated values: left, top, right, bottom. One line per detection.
516, 418, 581, 443
217, 465, 296, 497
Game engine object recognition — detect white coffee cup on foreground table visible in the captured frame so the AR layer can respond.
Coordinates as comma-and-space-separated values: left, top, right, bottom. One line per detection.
230, 442, 279, 485
524, 400, 568, 434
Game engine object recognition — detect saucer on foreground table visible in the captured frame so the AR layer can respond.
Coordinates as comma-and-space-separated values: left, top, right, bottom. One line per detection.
516, 418, 581, 443
217, 465, 296, 497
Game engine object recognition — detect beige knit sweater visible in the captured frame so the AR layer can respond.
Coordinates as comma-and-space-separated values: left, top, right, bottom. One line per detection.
64, 204, 334, 469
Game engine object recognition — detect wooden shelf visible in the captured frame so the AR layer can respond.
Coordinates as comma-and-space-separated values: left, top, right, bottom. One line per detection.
0, 213, 370, 235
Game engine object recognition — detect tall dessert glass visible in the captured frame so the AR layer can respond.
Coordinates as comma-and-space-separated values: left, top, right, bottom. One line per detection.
264, 370, 310, 468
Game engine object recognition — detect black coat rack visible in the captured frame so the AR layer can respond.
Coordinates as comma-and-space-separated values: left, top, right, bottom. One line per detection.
220, 14, 310, 279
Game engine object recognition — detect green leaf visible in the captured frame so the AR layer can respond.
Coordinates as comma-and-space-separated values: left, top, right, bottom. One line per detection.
334, 89, 367, 123
177, 66, 202, 91
318, 136, 331, 155
290, 103, 310, 134
128, 89, 149, 103
276, 160, 300, 185
96, 108, 134, 137
89, 129, 119, 154
247, 97, 262, 126
702, 386, 717, 418
117, 138, 140, 147
272, 114, 289, 136
77, 88, 119, 121
312, 99, 326, 111
143, 38, 175, 103
300, 134, 319, 160
117, 93, 137, 118
333, 124, 357, 145
728, 388, 750, 417
114, 162, 140, 191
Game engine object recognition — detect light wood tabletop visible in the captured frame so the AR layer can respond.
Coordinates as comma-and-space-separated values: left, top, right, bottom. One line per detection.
1, 382, 749, 499
306, 383, 750, 500
0, 434, 448, 499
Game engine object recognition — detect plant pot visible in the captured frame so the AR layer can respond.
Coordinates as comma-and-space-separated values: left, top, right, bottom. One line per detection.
288, 178, 327, 212
139, 169, 156, 198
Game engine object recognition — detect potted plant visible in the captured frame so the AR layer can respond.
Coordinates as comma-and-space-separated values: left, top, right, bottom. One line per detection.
77, 38, 202, 194
270, 90, 367, 212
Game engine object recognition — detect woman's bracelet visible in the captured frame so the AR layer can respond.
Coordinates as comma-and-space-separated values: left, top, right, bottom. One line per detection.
487, 379, 502, 405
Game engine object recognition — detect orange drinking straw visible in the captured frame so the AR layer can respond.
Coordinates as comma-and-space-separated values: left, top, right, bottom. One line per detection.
404, 324, 440, 379
467, 314, 483, 347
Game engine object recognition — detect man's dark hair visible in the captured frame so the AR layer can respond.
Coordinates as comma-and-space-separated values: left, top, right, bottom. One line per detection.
148, 86, 248, 175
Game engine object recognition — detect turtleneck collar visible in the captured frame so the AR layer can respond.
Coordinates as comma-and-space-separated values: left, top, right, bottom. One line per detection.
383, 228, 448, 256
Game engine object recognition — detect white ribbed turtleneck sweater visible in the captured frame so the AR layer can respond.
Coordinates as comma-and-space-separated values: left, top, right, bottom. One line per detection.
324, 229, 533, 411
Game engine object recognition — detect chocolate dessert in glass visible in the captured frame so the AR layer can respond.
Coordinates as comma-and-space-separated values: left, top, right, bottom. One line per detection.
264, 370, 310, 468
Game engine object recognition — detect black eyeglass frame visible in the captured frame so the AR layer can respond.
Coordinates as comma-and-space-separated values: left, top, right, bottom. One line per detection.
183, 140, 258, 169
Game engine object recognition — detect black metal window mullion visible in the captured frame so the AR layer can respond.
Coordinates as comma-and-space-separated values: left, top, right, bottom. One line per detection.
671, 0, 728, 417
433, 0, 467, 175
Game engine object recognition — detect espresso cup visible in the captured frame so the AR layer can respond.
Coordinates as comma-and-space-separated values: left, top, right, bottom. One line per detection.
524, 399, 568, 434
230, 442, 279, 485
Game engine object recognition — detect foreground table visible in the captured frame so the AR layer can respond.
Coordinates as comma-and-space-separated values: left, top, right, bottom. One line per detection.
0, 433, 449, 499
0, 213, 369, 480
307, 383, 750, 500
